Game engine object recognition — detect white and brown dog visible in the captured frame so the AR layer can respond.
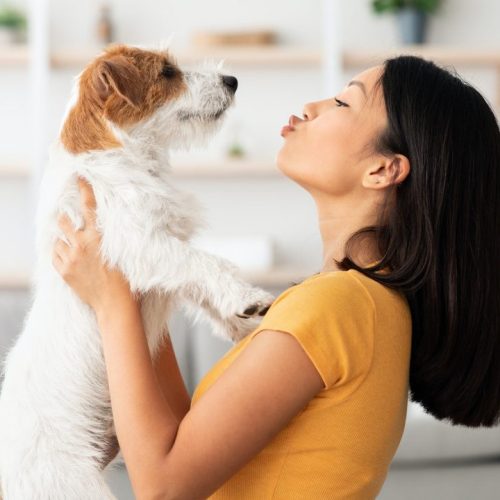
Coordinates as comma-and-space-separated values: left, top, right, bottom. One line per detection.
0, 44, 273, 499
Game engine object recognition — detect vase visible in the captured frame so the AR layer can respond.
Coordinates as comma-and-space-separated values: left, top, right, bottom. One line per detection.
0, 26, 24, 45
396, 6, 427, 44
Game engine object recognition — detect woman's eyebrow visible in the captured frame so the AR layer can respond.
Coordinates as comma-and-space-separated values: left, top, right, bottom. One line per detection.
347, 80, 367, 98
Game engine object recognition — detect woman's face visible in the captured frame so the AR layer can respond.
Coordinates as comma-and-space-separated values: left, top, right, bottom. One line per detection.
276, 65, 388, 198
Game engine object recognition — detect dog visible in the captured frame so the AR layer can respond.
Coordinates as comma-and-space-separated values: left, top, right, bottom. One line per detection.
0, 44, 274, 499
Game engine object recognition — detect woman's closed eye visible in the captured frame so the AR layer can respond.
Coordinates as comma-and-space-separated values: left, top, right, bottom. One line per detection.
334, 97, 348, 107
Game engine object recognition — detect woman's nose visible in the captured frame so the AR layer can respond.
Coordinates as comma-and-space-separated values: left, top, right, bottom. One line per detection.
302, 102, 317, 120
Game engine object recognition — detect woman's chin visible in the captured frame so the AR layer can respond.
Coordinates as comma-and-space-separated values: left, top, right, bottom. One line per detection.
276, 150, 293, 178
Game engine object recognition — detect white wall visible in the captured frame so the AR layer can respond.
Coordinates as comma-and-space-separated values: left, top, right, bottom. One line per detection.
1, 0, 499, 277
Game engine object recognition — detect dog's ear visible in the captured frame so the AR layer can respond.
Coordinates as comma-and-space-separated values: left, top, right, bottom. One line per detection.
92, 55, 143, 109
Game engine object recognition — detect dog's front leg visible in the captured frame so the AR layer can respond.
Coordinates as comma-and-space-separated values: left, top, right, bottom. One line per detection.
118, 234, 274, 342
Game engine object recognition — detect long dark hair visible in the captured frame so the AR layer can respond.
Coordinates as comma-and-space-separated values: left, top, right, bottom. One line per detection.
335, 55, 500, 428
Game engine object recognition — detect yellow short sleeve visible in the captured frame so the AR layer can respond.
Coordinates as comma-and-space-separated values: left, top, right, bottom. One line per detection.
252, 271, 376, 391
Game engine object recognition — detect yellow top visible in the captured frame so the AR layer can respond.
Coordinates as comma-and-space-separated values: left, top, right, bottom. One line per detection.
191, 268, 412, 499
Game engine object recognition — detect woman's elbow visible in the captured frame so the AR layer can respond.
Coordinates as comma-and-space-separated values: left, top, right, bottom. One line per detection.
137, 474, 201, 500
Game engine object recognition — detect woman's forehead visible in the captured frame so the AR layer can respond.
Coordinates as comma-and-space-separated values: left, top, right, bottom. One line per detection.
349, 65, 384, 105
351, 66, 383, 91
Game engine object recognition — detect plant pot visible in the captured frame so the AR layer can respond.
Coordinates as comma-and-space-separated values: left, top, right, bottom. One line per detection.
0, 26, 25, 45
396, 7, 427, 45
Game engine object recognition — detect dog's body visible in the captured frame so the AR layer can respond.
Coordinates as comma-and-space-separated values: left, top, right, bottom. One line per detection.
0, 45, 273, 499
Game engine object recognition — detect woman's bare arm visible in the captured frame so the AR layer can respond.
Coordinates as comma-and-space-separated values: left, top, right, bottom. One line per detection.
96, 295, 324, 499
153, 331, 191, 421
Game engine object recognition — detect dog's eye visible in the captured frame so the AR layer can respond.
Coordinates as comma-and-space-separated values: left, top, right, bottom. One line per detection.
161, 64, 177, 78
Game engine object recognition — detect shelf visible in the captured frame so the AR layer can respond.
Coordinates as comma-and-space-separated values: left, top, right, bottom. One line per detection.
0, 163, 31, 178
343, 45, 500, 67
0, 273, 31, 290
50, 45, 322, 69
0, 160, 279, 179
0, 45, 29, 66
171, 159, 279, 178
3, 45, 500, 69
0, 267, 310, 290
240, 268, 312, 287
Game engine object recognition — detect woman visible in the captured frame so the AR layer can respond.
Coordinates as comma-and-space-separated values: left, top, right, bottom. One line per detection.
53, 55, 500, 499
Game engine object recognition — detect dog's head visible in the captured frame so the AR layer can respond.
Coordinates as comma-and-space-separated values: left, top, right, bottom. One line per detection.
60, 44, 238, 154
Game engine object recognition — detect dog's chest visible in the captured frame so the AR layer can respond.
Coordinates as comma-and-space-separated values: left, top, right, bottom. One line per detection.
140, 290, 175, 355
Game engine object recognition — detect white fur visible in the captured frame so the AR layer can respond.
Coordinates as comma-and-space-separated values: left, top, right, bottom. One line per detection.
0, 54, 273, 499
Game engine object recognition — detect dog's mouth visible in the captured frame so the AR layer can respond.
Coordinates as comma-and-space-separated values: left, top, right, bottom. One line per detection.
177, 107, 228, 122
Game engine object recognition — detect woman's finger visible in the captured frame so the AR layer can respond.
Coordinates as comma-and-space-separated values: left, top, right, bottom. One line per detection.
56, 214, 79, 247
52, 247, 64, 270
54, 237, 71, 259
77, 177, 97, 228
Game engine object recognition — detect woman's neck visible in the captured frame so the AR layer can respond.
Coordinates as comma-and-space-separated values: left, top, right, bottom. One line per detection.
316, 199, 382, 273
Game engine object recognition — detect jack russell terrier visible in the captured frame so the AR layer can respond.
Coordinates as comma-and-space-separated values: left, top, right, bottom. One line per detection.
0, 43, 274, 499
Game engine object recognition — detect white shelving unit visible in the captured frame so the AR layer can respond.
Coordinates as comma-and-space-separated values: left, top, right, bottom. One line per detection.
2, 1, 499, 286
0, 1, 344, 289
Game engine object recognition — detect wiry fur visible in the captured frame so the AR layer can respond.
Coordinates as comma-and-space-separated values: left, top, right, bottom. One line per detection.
0, 44, 273, 499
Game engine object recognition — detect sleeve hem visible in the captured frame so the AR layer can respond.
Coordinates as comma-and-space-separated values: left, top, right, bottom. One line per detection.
249, 326, 330, 390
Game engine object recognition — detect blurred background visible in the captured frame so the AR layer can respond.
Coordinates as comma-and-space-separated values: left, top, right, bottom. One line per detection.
0, 0, 499, 498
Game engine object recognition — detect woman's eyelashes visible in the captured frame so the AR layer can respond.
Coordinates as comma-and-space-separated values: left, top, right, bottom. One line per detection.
334, 97, 348, 107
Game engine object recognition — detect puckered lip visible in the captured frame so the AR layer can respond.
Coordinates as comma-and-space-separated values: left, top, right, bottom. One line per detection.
280, 114, 303, 136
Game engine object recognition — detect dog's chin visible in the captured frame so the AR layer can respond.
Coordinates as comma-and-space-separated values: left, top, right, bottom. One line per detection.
169, 109, 229, 151
178, 106, 228, 123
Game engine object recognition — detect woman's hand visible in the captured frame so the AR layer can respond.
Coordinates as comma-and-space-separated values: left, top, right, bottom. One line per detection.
52, 177, 136, 317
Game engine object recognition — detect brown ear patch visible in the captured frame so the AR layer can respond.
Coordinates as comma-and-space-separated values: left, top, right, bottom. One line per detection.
60, 99, 122, 154
60, 44, 187, 154
92, 55, 143, 109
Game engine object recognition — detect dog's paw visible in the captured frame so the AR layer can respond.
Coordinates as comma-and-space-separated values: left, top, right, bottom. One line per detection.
222, 315, 262, 342
209, 287, 274, 343
234, 288, 274, 319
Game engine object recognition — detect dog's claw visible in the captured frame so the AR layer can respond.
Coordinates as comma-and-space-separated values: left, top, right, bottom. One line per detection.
258, 305, 270, 316
236, 301, 272, 319
243, 305, 258, 315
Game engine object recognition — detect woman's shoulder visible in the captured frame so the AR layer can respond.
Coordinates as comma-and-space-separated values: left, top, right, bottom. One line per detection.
265, 270, 375, 321
277, 268, 409, 320
289, 269, 373, 301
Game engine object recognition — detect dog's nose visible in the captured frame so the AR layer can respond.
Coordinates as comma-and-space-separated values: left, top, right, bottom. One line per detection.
222, 75, 238, 93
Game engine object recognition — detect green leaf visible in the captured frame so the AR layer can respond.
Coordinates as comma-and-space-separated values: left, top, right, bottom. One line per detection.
371, 0, 440, 14
0, 5, 27, 29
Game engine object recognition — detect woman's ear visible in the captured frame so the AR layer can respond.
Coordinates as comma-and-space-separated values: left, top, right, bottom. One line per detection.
363, 154, 410, 189
390, 154, 411, 187
388, 154, 410, 185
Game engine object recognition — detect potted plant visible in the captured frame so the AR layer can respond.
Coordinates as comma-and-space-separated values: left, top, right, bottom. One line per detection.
371, 0, 441, 45
0, 3, 27, 45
